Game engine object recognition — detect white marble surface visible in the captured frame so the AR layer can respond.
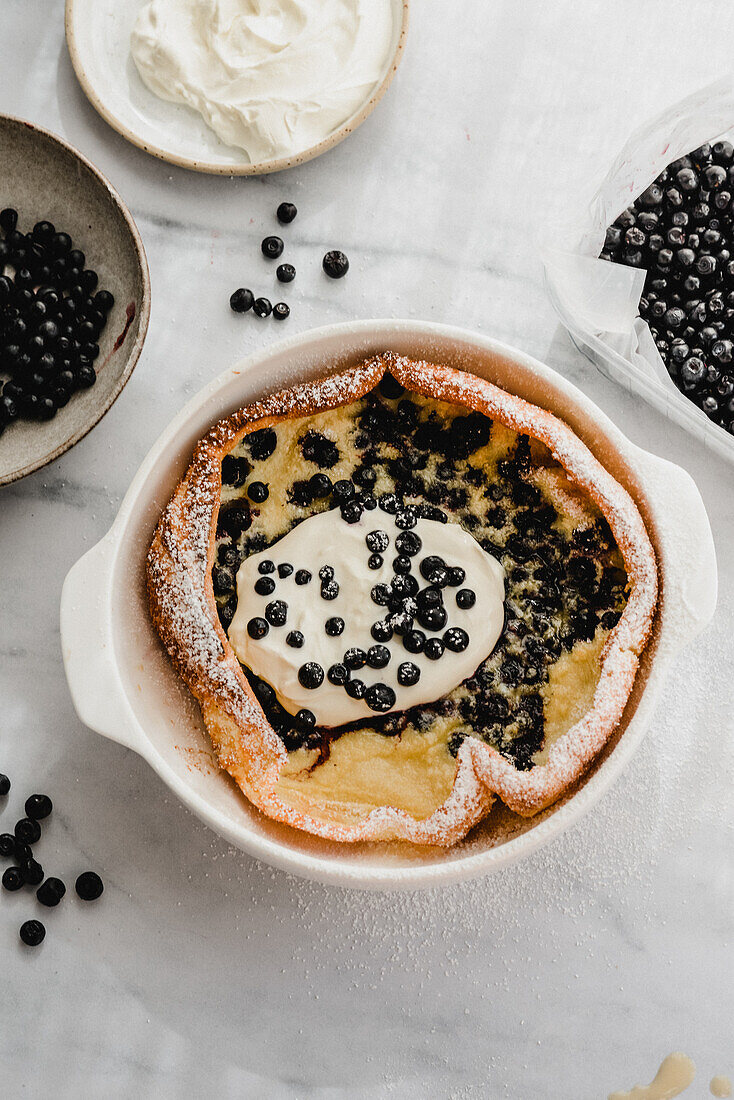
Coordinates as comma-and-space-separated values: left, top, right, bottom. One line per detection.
1, 2, 733, 1096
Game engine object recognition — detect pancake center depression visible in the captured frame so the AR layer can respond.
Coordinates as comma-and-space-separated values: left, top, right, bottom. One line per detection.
228, 509, 505, 727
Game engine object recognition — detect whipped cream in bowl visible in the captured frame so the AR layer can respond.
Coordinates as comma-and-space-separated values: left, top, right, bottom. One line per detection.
228, 508, 505, 729
129, 0, 404, 167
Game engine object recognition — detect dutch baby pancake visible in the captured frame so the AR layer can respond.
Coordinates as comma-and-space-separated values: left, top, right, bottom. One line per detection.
146, 353, 657, 845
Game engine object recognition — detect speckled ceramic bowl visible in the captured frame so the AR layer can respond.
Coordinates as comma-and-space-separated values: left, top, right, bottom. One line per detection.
60, 321, 717, 891
65, 0, 409, 175
0, 115, 150, 486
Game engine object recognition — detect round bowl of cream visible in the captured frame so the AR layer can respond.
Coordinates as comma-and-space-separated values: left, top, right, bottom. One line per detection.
65, 0, 409, 174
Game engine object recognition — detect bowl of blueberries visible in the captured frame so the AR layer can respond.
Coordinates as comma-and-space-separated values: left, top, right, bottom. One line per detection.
543, 78, 734, 465
0, 114, 150, 485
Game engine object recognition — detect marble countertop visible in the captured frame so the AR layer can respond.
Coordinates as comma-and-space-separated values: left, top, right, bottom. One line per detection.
1, 2, 733, 1096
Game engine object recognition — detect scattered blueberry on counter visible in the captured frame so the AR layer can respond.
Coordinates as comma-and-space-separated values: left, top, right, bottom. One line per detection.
322, 250, 349, 279
0, 211, 114, 434
0, 773, 104, 948
276, 263, 295, 283
261, 235, 284, 259
229, 287, 254, 314
229, 202, 350, 320
252, 297, 272, 318
75, 872, 104, 902
601, 140, 734, 431
19, 920, 45, 947
276, 202, 297, 224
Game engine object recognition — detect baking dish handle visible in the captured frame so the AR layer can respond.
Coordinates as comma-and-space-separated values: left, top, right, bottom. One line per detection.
60, 535, 143, 754
635, 450, 717, 653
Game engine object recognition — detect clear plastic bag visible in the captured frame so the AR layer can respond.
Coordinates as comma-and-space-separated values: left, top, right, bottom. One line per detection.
541, 76, 734, 463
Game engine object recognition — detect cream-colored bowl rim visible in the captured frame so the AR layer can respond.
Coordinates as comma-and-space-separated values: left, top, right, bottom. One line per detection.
64, 0, 410, 176
60, 321, 716, 889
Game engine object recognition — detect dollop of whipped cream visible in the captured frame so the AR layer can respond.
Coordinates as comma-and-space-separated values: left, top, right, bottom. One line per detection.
130, 0, 396, 162
228, 509, 505, 728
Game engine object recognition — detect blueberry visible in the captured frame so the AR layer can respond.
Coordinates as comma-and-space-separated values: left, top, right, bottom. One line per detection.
0, 208, 19, 232
378, 372, 404, 399
368, 554, 383, 570
24, 794, 52, 820
444, 627, 469, 652
420, 555, 445, 582
447, 567, 465, 587
418, 605, 447, 631
344, 648, 367, 670
95, 290, 115, 313
395, 531, 421, 556
2, 866, 23, 891
322, 250, 349, 279
12, 840, 31, 863
75, 871, 104, 901
394, 509, 417, 530
253, 297, 273, 318
320, 581, 339, 600
278, 563, 293, 578
254, 577, 275, 596
0, 773, 9, 796
298, 663, 324, 689
301, 431, 340, 468
21, 858, 44, 886
286, 630, 304, 648
403, 629, 425, 653
332, 479, 355, 501
328, 662, 349, 685
365, 684, 396, 712
247, 617, 269, 639
0, 832, 15, 856
397, 662, 420, 687
51, 231, 72, 255
325, 617, 345, 636
247, 427, 277, 459
20, 920, 46, 946
345, 678, 366, 699
276, 202, 297, 224
262, 236, 284, 259
258, 560, 275, 574
341, 500, 363, 524
37, 877, 66, 906
273, 302, 290, 320
265, 600, 287, 626
424, 638, 445, 660
247, 481, 269, 503
15, 818, 41, 845
295, 569, 312, 585
456, 588, 476, 609
295, 709, 316, 732
367, 645, 390, 669
371, 619, 393, 642
213, 566, 235, 595
230, 288, 254, 314
391, 574, 418, 598
276, 264, 296, 283
366, 530, 389, 553
309, 473, 332, 498
371, 584, 391, 606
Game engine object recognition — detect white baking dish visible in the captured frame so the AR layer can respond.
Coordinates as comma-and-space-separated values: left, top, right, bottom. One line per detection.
60, 321, 717, 890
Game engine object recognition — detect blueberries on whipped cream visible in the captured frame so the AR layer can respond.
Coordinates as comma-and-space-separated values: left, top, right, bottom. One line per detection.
227, 503, 505, 728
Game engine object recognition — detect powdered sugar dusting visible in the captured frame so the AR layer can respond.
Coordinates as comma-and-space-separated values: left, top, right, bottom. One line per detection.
147, 353, 658, 843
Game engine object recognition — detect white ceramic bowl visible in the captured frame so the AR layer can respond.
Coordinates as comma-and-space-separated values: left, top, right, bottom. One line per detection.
65, 0, 409, 175
60, 321, 717, 890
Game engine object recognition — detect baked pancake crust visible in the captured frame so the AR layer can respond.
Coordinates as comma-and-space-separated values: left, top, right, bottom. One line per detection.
146, 353, 658, 846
